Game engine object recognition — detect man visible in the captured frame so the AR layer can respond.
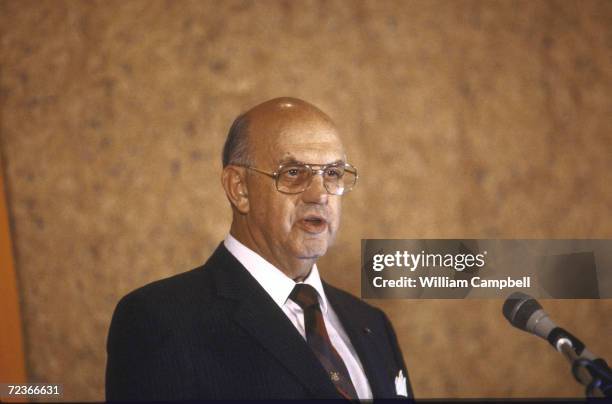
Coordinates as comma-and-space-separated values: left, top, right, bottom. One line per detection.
106, 97, 413, 400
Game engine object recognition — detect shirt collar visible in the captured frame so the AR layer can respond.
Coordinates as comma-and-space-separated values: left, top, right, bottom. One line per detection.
223, 234, 328, 313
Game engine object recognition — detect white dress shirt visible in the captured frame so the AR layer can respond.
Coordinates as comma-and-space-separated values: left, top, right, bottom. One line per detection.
224, 234, 373, 400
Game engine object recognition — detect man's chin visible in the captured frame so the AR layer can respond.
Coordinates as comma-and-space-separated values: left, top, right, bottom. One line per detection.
294, 240, 329, 260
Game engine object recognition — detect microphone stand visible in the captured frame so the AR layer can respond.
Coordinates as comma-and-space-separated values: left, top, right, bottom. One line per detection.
557, 338, 612, 397
571, 358, 612, 398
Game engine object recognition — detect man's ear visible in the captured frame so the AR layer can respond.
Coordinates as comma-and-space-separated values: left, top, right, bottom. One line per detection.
222, 166, 250, 214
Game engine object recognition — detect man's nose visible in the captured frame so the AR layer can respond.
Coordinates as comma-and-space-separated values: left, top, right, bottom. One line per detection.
301, 173, 328, 204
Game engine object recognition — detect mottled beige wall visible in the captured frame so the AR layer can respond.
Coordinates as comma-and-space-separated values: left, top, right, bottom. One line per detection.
1, 0, 611, 400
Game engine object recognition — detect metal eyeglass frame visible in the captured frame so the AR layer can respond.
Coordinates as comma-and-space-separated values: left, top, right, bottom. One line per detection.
235, 162, 358, 195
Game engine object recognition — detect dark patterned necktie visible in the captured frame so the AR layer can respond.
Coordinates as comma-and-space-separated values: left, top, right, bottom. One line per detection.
289, 284, 358, 400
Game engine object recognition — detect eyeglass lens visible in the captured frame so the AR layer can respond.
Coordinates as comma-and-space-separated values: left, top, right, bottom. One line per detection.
276, 164, 356, 195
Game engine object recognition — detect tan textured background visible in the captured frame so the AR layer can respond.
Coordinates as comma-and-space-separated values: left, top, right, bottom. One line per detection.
1, 0, 611, 400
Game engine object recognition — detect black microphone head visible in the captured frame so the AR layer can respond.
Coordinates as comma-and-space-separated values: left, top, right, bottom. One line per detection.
503, 292, 542, 331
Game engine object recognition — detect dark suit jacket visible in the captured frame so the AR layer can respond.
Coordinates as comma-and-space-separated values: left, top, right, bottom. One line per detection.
106, 243, 413, 400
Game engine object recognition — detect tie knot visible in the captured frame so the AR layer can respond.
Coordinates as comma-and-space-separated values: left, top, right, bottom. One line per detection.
289, 284, 319, 310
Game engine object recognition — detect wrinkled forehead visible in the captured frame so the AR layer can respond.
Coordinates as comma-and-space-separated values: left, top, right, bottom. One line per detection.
249, 112, 346, 166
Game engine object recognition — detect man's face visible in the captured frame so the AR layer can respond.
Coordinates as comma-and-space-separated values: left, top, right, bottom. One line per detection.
245, 114, 345, 272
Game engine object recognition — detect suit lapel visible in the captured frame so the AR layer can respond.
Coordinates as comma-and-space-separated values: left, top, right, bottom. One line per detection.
208, 244, 341, 399
324, 283, 397, 399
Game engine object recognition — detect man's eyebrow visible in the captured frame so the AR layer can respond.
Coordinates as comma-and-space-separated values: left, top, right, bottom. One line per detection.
277, 156, 302, 165
277, 157, 346, 165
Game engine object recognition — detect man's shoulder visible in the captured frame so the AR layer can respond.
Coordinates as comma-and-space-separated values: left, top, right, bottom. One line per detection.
133, 264, 208, 294
114, 264, 212, 315
115, 243, 234, 308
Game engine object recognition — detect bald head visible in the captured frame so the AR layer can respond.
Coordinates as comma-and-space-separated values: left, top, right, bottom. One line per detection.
222, 97, 341, 167
243, 97, 336, 132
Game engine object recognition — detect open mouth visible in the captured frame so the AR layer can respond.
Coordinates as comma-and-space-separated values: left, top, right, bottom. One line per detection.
299, 215, 328, 234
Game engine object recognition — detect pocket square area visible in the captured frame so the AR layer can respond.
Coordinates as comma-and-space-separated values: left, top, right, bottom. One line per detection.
395, 369, 408, 397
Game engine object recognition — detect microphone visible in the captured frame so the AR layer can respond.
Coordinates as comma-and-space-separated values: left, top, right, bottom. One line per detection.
503, 292, 612, 397
502, 292, 596, 360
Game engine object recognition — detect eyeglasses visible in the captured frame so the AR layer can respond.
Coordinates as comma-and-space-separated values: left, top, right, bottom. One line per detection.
236, 162, 358, 195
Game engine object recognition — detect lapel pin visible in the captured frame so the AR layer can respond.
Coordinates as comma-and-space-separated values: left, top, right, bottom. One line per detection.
395, 369, 408, 397
363, 327, 372, 334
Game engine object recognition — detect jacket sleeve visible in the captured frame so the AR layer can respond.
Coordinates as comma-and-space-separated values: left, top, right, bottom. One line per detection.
105, 292, 175, 401
380, 310, 414, 399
